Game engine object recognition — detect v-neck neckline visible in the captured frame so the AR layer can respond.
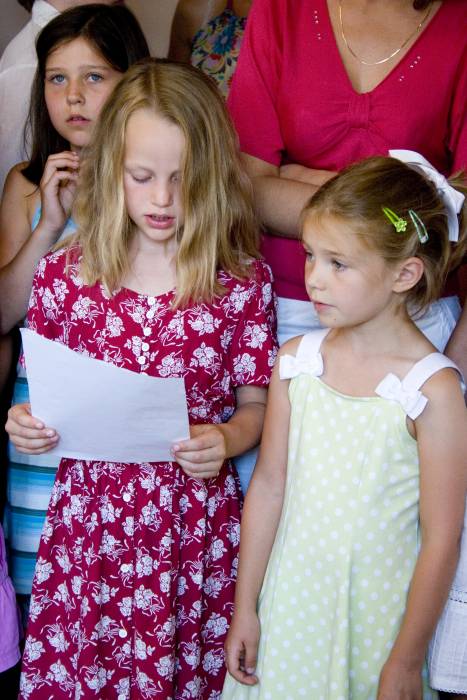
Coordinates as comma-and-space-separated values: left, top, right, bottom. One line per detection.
321, 0, 444, 96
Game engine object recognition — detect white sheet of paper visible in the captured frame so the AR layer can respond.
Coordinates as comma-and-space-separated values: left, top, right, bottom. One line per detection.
21, 328, 190, 463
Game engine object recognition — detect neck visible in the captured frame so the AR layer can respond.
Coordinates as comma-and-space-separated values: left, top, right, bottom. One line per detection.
123, 233, 178, 297
332, 304, 415, 357
46, 1, 73, 11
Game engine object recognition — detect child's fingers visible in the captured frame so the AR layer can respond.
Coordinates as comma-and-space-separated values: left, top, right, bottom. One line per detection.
7, 403, 43, 429
225, 641, 258, 686
180, 462, 220, 479
243, 642, 258, 681
173, 445, 221, 465
11, 434, 59, 455
173, 431, 218, 453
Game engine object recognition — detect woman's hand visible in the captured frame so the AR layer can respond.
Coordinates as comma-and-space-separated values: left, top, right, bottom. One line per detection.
6, 402, 59, 454
172, 424, 228, 479
377, 658, 423, 700
224, 609, 260, 686
39, 151, 79, 238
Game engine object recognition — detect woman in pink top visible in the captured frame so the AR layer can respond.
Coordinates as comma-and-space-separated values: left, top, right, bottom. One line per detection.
227, 0, 466, 371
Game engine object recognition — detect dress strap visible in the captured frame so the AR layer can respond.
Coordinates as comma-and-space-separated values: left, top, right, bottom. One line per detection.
226, 0, 234, 10
279, 329, 329, 380
375, 353, 463, 420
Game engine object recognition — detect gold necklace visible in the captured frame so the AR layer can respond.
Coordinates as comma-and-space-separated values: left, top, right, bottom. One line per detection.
338, 0, 433, 66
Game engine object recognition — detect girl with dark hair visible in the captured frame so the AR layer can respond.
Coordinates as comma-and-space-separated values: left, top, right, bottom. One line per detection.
0, 2, 149, 615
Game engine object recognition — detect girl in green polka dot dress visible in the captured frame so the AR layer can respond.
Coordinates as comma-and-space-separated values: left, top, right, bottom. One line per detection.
222, 153, 467, 700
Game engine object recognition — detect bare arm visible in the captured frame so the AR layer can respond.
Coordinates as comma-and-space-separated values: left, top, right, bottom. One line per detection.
0, 153, 78, 333
377, 369, 467, 699
168, 0, 217, 62
445, 300, 467, 389
225, 342, 295, 684
243, 153, 333, 238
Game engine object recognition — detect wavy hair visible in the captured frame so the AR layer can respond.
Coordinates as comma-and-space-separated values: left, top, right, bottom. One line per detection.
71, 59, 259, 306
301, 156, 467, 313
22, 3, 150, 186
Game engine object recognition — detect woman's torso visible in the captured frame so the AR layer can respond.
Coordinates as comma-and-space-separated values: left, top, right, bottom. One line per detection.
228, 0, 467, 299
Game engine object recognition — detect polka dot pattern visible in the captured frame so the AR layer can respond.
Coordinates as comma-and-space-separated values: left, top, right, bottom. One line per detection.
223, 374, 437, 699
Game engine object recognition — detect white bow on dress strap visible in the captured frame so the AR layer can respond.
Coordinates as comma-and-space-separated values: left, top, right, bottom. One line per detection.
279, 353, 324, 380
375, 372, 427, 419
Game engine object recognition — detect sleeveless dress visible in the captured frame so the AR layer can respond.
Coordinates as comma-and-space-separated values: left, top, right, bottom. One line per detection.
191, 0, 247, 98
4, 208, 76, 599
19, 248, 277, 700
222, 329, 462, 700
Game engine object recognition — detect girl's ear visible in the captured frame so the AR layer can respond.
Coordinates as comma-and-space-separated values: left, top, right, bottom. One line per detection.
392, 257, 424, 293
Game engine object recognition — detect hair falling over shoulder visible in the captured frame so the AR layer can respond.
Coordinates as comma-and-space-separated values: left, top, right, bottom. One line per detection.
72, 59, 260, 306
301, 156, 467, 314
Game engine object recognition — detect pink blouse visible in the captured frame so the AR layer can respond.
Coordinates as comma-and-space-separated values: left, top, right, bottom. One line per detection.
228, 0, 467, 300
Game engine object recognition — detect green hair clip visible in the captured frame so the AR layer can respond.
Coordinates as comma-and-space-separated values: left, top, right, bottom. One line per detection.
408, 209, 429, 244
382, 207, 407, 232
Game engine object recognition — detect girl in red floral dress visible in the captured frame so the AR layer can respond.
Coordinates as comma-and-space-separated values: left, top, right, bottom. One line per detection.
6, 59, 277, 700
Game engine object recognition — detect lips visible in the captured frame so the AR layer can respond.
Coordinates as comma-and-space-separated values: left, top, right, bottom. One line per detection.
312, 300, 332, 312
144, 214, 176, 230
67, 115, 90, 123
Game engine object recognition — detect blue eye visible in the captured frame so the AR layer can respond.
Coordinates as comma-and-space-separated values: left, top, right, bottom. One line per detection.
50, 74, 65, 84
88, 73, 104, 83
332, 259, 346, 271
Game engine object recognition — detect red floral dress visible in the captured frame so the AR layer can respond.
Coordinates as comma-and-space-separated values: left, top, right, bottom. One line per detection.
19, 248, 277, 700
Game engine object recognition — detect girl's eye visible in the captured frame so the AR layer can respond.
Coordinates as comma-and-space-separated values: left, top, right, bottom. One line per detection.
332, 259, 346, 271
171, 173, 181, 183
132, 175, 150, 184
304, 250, 314, 261
49, 74, 65, 84
87, 73, 104, 83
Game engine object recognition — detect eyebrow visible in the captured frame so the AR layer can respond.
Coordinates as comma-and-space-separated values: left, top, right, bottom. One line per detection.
45, 64, 112, 72
302, 241, 354, 261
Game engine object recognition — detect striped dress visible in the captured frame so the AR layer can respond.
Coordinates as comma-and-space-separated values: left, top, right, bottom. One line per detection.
3, 209, 76, 598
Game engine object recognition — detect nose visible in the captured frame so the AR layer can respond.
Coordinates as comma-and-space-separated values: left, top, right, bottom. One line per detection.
150, 180, 173, 208
66, 79, 84, 105
305, 258, 324, 290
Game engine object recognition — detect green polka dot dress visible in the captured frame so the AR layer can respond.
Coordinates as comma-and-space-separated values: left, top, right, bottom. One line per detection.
222, 330, 460, 700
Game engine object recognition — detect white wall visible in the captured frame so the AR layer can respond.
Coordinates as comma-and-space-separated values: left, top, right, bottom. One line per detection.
0, 0, 177, 57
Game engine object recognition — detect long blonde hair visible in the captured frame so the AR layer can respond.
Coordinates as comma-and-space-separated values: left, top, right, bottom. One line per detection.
301, 156, 467, 313
71, 59, 259, 305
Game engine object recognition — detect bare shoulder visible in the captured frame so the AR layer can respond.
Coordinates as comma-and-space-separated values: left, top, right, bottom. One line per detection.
278, 334, 303, 358
2, 162, 37, 207
421, 365, 465, 408
414, 365, 467, 439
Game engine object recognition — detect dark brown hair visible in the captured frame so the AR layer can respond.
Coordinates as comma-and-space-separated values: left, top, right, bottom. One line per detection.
22, 3, 150, 185
17, 0, 34, 11
302, 156, 467, 313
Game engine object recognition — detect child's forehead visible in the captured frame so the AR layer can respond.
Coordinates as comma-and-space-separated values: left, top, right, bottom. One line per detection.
303, 213, 357, 245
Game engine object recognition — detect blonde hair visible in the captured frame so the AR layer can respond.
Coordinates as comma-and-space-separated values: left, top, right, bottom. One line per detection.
301, 156, 467, 312
70, 59, 259, 305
